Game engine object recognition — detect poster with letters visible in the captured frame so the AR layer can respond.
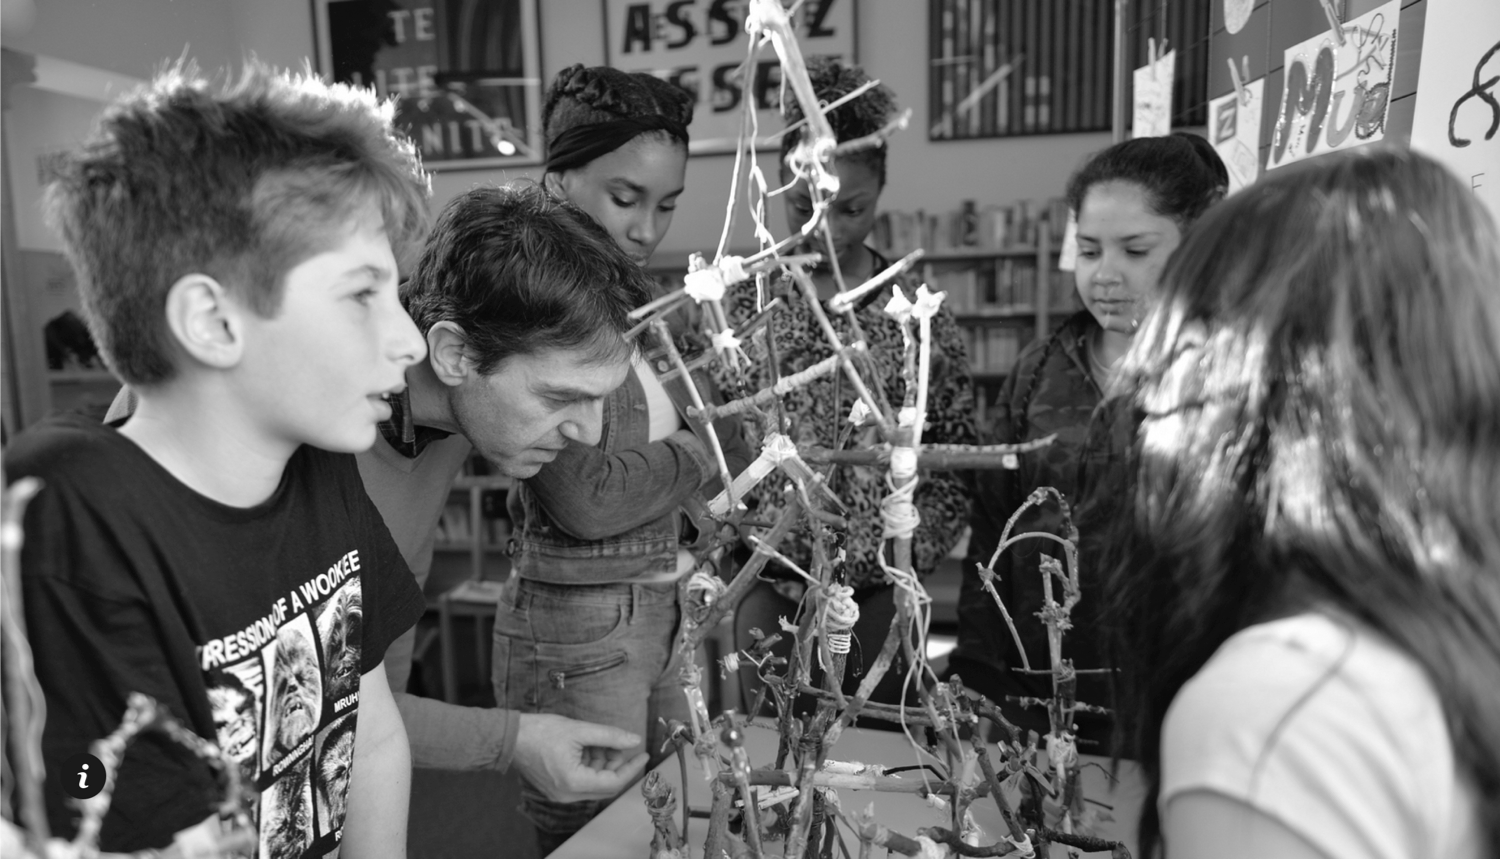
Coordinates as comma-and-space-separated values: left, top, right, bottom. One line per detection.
1410, 0, 1500, 224
1132, 49, 1176, 139
1267, 0, 1399, 170
1208, 77, 1264, 193
602, 0, 856, 155
314, 0, 545, 169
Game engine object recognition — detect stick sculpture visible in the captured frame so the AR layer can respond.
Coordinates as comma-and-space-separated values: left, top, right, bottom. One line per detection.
1, 5, 1127, 857
630, 3, 1132, 857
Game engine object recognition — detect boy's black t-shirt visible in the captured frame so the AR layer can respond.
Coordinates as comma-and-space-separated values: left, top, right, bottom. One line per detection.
6, 414, 425, 856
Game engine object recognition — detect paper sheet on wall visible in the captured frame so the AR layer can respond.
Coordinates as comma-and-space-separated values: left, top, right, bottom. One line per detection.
1410, 0, 1500, 225
1267, 0, 1400, 170
1208, 78, 1265, 193
1057, 212, 1078, 272
1224, 0, 1253, 34
1132, 50, 1176, 138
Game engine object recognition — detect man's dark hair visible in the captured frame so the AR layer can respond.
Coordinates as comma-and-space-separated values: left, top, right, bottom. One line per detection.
43, 59, 430, 387
402, 182, 654, 374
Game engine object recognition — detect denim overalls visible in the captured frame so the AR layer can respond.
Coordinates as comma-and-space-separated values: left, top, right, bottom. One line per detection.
492, 336, 750, 848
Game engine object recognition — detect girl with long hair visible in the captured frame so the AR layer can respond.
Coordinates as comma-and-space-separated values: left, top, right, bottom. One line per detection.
1103, 147, 1497, 858
948, 133, 1228, 747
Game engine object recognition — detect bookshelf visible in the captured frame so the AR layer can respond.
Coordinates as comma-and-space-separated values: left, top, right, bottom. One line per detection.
430, 464, 512, 590
876, 196, 1078, 425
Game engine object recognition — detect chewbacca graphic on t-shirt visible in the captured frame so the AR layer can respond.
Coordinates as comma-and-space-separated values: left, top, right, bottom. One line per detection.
200, 549, 367, 857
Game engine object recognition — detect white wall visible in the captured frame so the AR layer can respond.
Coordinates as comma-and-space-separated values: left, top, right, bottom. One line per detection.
2, 0, 240, 81
5, 85, 112, 251
4, 0, 1112, 261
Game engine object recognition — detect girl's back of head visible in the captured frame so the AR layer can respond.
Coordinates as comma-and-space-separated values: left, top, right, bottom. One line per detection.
1104, 146, 1500, 853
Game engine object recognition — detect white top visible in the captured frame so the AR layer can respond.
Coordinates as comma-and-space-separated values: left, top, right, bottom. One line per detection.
1160, 613, 1484, 859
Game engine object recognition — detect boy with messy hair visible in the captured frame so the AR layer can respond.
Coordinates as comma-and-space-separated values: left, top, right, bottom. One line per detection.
7, 61, 431, 856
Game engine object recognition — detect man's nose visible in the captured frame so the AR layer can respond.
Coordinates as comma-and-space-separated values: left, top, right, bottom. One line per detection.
559, 399, 604, 447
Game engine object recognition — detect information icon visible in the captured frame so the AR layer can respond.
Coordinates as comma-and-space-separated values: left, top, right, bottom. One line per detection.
61, 753, 105, 800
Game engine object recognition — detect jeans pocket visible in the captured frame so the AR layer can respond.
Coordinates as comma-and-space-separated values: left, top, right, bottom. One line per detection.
524, 592, 627, 647
545, 651, 628, 691
491, 632, 514, 708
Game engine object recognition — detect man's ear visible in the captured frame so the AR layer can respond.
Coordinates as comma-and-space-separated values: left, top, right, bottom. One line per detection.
163, 274, 243, 369
426, 321, 471, 387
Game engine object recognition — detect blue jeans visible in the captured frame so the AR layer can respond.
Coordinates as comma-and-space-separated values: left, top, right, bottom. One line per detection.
490, 577, 690, 851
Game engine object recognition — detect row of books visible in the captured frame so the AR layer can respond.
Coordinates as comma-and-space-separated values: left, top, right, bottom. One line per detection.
972, 380, 1013, 427
433, 502, 510, 548
958, 324, 1024, 376
929, 264, 1077, 316
873, 196, 1070, 257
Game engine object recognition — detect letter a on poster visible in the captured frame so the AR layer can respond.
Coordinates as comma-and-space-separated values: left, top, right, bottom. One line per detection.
1268, 0, 1399, 170
1208, 78, 1265, 193
1410, 0, 1500, 224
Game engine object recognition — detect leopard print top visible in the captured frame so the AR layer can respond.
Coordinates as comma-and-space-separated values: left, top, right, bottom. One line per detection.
710, 250, 977, 589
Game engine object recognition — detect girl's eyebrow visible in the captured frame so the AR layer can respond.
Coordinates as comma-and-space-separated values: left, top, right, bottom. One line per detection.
607, 177, 686, 199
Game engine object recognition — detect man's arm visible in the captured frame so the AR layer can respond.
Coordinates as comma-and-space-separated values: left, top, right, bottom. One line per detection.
340, 662, 410, 858
511, 713, 649, 803
393, 689, 648, 802
393, 692, 515, 770
524, 431, 709, 540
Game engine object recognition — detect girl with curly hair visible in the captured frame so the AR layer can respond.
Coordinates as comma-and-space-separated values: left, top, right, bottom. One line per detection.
717, 58, 978, 709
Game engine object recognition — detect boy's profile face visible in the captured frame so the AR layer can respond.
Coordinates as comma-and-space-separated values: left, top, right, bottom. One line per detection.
235, 216, 425, 455
449, 345, 630, 478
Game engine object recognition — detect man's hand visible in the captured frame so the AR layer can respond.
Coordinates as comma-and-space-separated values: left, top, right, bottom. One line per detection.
512, 713, 649, 803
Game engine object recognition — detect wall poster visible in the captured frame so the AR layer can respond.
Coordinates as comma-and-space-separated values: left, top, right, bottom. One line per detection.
1132, 49, 1176, 138
313, 0, 544, 169
1267, 0, 1399, 171
601, 0, 857, 155
1208, 76, 1264, 193
1410, 0, 1499, 225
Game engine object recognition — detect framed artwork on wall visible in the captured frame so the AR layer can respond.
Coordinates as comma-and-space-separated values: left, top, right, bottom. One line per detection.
313, 0, 544, 169
601, 0, 858, 155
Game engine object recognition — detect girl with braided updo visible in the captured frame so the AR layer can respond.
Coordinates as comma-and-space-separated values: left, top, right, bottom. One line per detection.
539, 63, 693, 263
715, 58, 978, 709
495, 63, 751, 854
947, 133, 1228, 750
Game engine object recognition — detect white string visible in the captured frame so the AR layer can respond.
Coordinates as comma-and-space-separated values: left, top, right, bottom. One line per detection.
685, 569, 727, 611
914, 835, 946, 859
820, 583, 859, 658
879, 469, 921, 541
